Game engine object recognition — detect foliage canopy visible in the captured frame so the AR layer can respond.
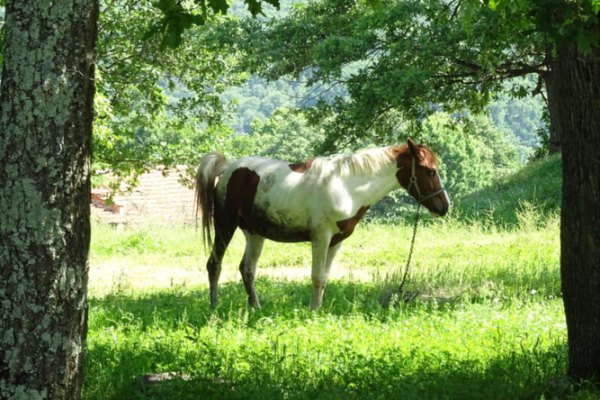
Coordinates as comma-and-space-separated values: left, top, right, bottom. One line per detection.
214, 0, 597, 149
93, 0, 249, 185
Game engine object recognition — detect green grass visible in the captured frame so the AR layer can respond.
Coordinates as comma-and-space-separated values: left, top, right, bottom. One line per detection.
84, 207, 599, 400
457, 155, 562, 226
86, 287, 570, 400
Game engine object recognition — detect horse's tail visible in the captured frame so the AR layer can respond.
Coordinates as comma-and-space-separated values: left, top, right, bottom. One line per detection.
195, 151, 230, 252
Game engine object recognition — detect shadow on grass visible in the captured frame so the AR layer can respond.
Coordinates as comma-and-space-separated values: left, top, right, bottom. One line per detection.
88, 277, 401, 331
85, 337, 578, 400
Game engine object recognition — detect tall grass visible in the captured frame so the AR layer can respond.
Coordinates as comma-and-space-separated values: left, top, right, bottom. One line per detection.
84, 204, 600, 400
457, 154, 562, 226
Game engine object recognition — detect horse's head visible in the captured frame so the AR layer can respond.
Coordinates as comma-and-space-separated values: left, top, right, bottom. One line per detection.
395, 138, 450, 217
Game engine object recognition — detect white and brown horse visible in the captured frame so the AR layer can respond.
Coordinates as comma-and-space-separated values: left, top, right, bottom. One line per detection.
195, 138, 450, 310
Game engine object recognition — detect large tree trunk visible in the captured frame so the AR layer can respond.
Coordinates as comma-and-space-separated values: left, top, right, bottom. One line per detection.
0, 1, 98, 399
545, 69, 562, 155
547, 123, 562, 155
546, 25, 600, 379
545, 79, 562, 155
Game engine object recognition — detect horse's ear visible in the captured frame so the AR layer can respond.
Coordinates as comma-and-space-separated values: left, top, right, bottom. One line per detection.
407, 138, 421, 160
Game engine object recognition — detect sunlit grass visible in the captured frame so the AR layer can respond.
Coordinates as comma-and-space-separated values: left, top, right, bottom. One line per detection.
85, 210, 598, 400
90, 207, 560, 302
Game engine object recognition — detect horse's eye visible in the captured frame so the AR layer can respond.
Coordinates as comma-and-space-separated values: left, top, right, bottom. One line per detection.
428, 170, 436, 177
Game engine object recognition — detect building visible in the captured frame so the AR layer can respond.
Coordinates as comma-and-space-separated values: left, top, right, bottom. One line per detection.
91, 167, 196, 227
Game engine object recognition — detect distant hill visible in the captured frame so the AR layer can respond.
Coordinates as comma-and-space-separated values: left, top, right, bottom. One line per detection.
456, 155, 562, 226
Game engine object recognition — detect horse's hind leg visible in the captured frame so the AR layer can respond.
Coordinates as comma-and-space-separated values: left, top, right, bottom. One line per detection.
207, 217, 237, 308
239, 230, 265, 308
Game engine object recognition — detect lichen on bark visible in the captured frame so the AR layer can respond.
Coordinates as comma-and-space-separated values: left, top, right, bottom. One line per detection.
0, 0, 99, 399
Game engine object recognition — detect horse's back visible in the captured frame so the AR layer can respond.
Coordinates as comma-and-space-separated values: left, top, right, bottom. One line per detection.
220, 156, 305, 193
215, 156, 338, 242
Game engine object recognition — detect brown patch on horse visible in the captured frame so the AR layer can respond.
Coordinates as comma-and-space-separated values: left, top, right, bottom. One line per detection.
390, 144, 439, 169
227, 167, 311, 242
389, 145, 412, 187
388, 144, 408, 163
395, 165, 410, 190
330, 206, 371, 247
226, 167, 260, 225
289, 158, 315, 173
391, 144, 440, 189
418, 147, 439, 168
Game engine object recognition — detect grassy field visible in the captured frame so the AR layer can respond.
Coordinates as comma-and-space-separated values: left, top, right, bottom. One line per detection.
84, 200, 598, 400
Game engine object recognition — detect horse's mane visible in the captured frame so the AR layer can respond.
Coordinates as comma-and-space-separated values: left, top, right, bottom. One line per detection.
307, 146, 403, 177
305, 144, 438, 177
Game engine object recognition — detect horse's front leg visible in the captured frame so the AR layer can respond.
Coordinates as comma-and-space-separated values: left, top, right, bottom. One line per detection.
324, 242, 342, 279
310, 231, 335, 310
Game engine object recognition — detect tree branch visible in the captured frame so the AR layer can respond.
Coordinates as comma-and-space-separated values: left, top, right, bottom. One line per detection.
450, 0, 461, 20
532, 74, 544, 96
436, 59, 547, 86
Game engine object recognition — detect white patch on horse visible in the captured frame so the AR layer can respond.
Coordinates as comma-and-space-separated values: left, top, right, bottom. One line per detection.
438, 173, 451, 207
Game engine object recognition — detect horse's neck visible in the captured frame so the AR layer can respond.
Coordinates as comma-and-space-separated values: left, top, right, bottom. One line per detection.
343, 163, 400, 206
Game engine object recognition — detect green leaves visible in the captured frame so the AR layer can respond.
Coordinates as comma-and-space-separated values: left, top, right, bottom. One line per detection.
489, 0, 600, 54
95, 0, 247, 181
366, 0, 384, 10
145, 0, 206, 49
249, 108, 325, 161
147, 0, 281, 48
231, 0, 558, 149
420, 113, 520, 200
244, 0, 281, 17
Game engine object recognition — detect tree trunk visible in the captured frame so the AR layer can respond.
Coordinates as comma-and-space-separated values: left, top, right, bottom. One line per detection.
545, 83, 562, 155
547, 124, 562, 155
545, 72, 562, 155
546, 26, 600, 379
0, 1, 98, 399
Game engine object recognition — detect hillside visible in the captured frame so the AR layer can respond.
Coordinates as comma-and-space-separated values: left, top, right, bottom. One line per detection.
457, 155, 562, 226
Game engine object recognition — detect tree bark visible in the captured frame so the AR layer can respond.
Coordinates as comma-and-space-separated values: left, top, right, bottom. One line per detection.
545, 73, 562, 154
0, 1, 98, 399
546, 25, 600, 379
545, 80, 562, 155
547, 124, 562, 155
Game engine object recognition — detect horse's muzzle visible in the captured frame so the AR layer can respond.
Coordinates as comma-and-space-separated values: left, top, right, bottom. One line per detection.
428, 201, 449, 218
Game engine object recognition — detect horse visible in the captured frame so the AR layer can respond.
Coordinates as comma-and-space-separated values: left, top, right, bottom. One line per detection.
195, 138, 450, 310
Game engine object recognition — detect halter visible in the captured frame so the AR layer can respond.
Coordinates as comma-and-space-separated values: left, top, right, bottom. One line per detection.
406, 156, 447, 204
